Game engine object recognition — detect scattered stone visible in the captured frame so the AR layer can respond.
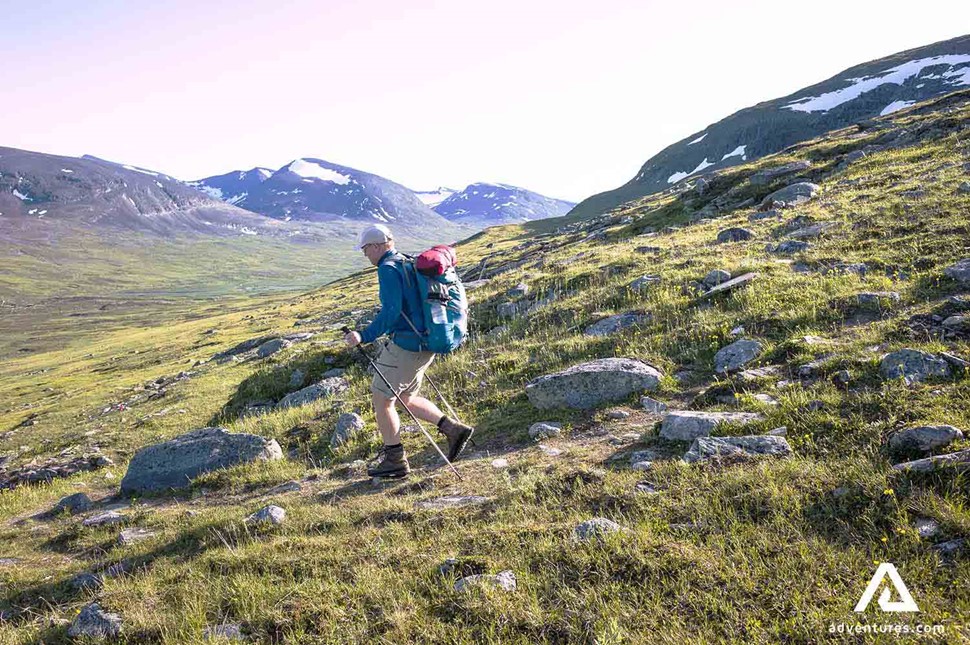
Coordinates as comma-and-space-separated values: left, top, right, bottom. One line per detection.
768, 426, 788, 436
915, 517, 941, 539
683, 435, 793, 463
584, 313, 649, 337
321, 367, 347, 378
788, 222, 836, 240
634, 245, 662, 254
67, 603, 122, 639
256, 338, 291, 359
880, 349, 951, 384
767, 240, 811, 254
942, 315, 970, 331
415, 495, 490, 510
832, 370, 852, 388
121, 428, 283, 493
855, 291, 900, 310
889, 425, 964, 453
944, 258, 970, 284
716, 227, 754, 243
714, 339, 763, 374
629, 275, 662, 292
631, 461, 653, 472
454, 570, 516, 593
606, 409, 631, 420
53, 492, 93, 515
932, 539, 965, 557
82, 511, 126, 528
497, 301, 530, 318
737, 365, 780, 382
702, 269, 731, 288
245, 505, 286, 526
748, 209, 781, 221
892, 449, 970, 473
573, 517, 623, 542
69, 572, 104, 592
940, 352, 970, 370
759, 182, 820, 210
958, 182, 970, 194
288, 369, 306, 388
529, 422, 562, 440
103, 560, 133, 578
266, 480, 303, 495
749, 161, 812, 186
491, 458, 509, 469
330, 413, 366, 448
660, 411, 763, 441
508, 283, 530, 298
537, 445, 562, 457
118, 528, 156, 546
203, 623, 246, 641
640, 396, 668, 415
753, 394, 779, 407
526, 358, 662, 410
277, 377, 349, 409
701, 273, 758, 298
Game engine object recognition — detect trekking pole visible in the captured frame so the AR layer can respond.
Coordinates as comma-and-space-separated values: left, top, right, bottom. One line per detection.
342, 327, 462, 481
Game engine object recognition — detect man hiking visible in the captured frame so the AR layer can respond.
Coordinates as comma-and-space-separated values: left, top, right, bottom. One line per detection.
343, 224, 474, 478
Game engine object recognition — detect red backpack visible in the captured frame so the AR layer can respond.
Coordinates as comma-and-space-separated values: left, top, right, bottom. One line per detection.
415, 245, 457, 276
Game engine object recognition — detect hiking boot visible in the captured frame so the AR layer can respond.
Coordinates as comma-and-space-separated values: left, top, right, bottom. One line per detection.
367, 444, 410, 479
438, 416, 475, 462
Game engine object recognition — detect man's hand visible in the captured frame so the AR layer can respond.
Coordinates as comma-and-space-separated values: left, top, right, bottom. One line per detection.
344, 331, 362, 347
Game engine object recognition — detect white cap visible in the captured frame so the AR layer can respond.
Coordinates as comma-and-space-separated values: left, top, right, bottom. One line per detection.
356, 224, 393, 249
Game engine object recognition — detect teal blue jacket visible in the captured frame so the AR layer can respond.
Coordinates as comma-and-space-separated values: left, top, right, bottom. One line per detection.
359, 250, 426, 351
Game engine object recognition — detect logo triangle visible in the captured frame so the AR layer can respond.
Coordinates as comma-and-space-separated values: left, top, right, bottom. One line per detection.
854, 563, 919, 613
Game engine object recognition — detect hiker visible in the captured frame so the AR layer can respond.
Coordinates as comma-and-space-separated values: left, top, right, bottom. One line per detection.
343, 224, 474, 478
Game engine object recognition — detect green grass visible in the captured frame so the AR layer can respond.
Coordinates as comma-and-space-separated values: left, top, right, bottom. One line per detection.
1, 93, 970, 642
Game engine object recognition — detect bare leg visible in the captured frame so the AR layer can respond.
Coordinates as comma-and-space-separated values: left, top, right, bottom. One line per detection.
372, 391, 401, 446
399, 393, 445, 425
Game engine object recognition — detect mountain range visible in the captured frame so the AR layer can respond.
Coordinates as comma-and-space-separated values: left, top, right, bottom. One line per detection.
570, 33, 970, 219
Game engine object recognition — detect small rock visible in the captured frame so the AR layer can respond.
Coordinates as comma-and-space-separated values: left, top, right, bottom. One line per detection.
768, 426, 788, 436
714, 339, 763, 374
53, 492, 93, 515
892, 449, 970, 473
629, 275, 662, 292
288, 369, 306, 388
880, 349, 951, 384
537, 445, 562, 457
660, 411, 763, 441
118, 528, 156, 546
508, 283, 530, 298
203, 623, 246, 641
702, 269, 731, 288
767, 240, 811, 254
832, 370, 851, 388
788, 222, 836, 240
759, 182, 820, 210
277, 378, 349, 409
944, 258, 970, 284
915, 517, 940, 539
942, 315, 970, 331
245, 505, 286, 526
330, 412, 366, 448
716, 227, 754, 243
491, 458, 509, 469
634, 481, 660, 494
529, 422, 562, 440
683, 435, 793, 463
748, 209, 781, 221
454, 570, 516, 593
266, 480, 303, 495
958, 182, 970, 194
256, 338, 291, 359
68, 603, 123, 639
525, 358, 663, 410
415, 495, 490, 510
749, 161, 812, 186
932, 538, 965, 557
702, 273, 758, 298
631, 461, 653, 471
889, 425, 964, 453
497, 300, 530, 318
82, 511, 126, 528
640, 396, 668, 415
606, 409, 631, 420
573, 517, 623, 542
753, 394, 779, 407
584, 313, 649, 337
69, 572, 104, 592
855, 291, 900, 310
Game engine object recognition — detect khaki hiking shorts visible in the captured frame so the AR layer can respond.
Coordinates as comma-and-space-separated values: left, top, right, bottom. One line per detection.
370, 339, 435, 399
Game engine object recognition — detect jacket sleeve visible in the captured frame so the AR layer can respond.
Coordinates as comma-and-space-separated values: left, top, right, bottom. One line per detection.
360, 263, 404, 343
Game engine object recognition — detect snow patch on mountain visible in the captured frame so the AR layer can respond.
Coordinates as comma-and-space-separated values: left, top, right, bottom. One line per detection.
880, 100, 916, 116
667, 158, 715, 184
414, 186, 457, 207
721, 145, 747, 161
784, 54, 970, 113
687, 133, 707, 145
287, 159, 352, 185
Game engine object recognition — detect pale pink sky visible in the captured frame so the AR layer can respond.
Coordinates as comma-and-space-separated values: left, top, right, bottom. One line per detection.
3, 0, 967, 201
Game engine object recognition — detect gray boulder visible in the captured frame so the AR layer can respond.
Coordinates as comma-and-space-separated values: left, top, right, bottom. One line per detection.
53, 492, 92, 515
118, 528, 156, 546
288, 369, 306, 388
69, 572, 104, 592
584, 313, 649, 337
944, 258, 970, 284
760, 182, 820, 209
529, 422, 562, 440
330, 413, 366, 448
892, 449, 970, 473
880, 349, 950, 384
256, 338, 291, 358
454, 570, 516, 593
246, 504, 286, 526
889, 425, 964, 453
855, 292, 900, 310
702, 269, 731, 288
526, 358, 662, 410
629, 275, 662, 292
660, 411, 763, 441
640, 396, 668, 415
82, 511, 126, 527
68, 603, 122, 639
768, 240, 811, 254
277, 377, 349, 409
120, 428, 283, 493
788, 222, 836, 239
943, 315, 970, 331
702, 273, 758, 298
683, 435, 792, 463
714, 339, 763, 374
716, 227, 754, 243
573, 517, 623, 542
749, 161, 812, 186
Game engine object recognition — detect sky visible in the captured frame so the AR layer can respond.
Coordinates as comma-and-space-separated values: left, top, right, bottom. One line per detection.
2, 1, 968, 202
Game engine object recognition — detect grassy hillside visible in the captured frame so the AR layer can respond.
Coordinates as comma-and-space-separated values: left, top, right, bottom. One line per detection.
1, 92, 969, 642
